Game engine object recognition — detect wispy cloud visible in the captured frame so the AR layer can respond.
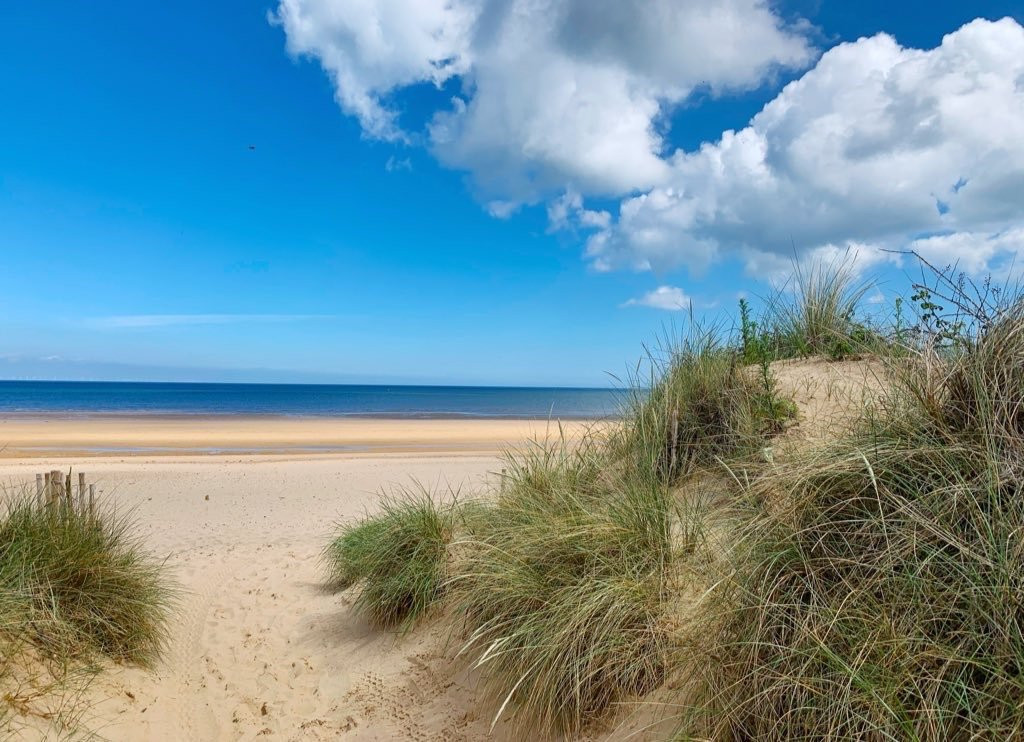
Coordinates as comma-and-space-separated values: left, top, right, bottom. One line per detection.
621, 286, 691, 311
385, 155, 412, 172
86, 314, 335, 329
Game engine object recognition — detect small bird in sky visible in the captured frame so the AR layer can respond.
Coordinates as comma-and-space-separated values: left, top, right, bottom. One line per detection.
248, 145, 256, 151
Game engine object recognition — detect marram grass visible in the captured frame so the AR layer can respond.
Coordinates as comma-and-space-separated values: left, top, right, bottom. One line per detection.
325, 485, 455, 630
0, 493, 172, 666
683, 301, 1024, 740
451, 434, 692, 735
316, 258, 1024, 740
0, 488, 173, 735
612, 326, 794, 482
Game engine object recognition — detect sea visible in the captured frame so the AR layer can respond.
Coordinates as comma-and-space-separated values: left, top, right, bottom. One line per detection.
0, 381, 623, 420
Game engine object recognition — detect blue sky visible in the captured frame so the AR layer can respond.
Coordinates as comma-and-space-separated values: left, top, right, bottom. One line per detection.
2, 1, 1022, 386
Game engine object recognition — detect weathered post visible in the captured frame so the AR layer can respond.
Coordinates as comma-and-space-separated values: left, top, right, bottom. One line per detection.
78, 472, 86, 514
50, 470, 61, 506
35, 473, 43, 508
89, 484, 96, 517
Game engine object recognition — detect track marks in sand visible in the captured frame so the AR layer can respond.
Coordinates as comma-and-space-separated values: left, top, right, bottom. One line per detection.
0, 455, 505, 739
86, 541, 353, 740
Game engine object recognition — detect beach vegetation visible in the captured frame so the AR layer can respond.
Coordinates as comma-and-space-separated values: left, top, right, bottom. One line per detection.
325, 485, 455, 630
682, 269, 1024, 739
0, 485, 172, 734
611, 325, 795, 484
452, 434, 684, 735
323, 255, 1024, 740
0, 491, 171, 665
741, 253, 878, 361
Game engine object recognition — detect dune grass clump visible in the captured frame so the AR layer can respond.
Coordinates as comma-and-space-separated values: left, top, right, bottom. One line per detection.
454, 438, 681, 735
0, 494, 171, 666
685, 294, 1024, 740
762, 254, 875, 360
614, 328, 794, 483
325, 487, 455, 629
0, 489, 172, 735
900, 302, 1024, 450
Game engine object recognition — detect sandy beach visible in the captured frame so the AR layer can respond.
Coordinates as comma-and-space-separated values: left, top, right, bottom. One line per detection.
0, 416, 588, 458
0, 419, 596, 741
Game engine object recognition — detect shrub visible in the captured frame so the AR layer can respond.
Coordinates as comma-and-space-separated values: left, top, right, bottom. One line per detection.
325, 487, 455, 629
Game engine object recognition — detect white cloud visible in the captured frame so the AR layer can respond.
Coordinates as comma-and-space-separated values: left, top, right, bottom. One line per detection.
272, 0, 476, 141
622, 285, 691, 311
276, 5, 1024, 282
274, 0, 813, 200
740, 242, 902, 286
587, 18, 1024, 277
546, 190, 611, 232
385, 155, 412, 172
88, 314, 334, 329
908, 226, 1024, 277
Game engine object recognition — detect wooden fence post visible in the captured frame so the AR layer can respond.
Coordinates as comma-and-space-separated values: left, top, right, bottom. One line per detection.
49, 470, 60, 506
78, 472, 86, 514
88, 484, 95, 517
35, 473, 43, 508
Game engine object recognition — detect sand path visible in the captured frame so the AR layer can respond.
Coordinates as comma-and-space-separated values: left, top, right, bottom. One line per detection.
0, 453, 518, 740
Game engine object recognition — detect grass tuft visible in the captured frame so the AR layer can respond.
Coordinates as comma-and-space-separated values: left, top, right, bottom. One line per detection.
454, 436, 680, 735
0, 485, 173, 736
325, 485, 455, 630
764, 254, 875, 359
613, 326, 793, 483
0, 492, 171, 666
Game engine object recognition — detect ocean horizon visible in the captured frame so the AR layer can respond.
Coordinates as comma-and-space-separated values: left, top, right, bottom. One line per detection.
0, 380, 624, 420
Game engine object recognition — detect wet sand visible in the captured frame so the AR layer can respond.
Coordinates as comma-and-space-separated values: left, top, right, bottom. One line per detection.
0, 416, 590, 457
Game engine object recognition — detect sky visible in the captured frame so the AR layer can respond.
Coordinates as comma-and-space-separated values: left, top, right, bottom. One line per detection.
1, 1, 1022, 387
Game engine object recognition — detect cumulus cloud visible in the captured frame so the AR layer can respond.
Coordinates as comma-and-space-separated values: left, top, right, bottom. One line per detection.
587, 18, 1024, 277
908, 227, 1024, 277
272, 0, 476, 141
274, 0, 813, 200
740, 242, 902, 286
276, 4, 1023, 282
622, 285, 691, 311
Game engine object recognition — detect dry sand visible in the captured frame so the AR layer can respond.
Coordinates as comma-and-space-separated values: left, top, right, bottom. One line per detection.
0, 419, 602, 741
